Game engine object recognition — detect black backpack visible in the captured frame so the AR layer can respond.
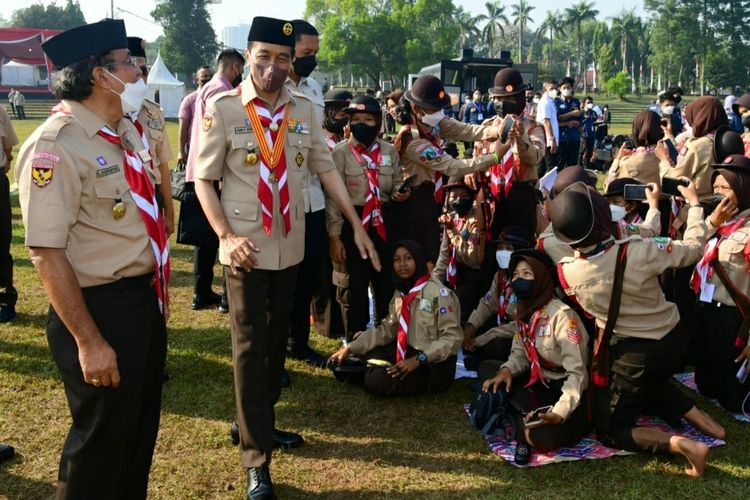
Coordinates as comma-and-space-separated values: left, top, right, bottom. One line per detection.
468, 389, 516, 440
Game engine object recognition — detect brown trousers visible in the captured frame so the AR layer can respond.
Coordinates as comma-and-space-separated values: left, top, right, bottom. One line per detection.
226, 265, 299, 468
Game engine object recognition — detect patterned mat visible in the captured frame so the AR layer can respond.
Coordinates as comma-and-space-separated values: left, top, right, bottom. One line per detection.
673, 372, 750, 423
464, 404, 726, 468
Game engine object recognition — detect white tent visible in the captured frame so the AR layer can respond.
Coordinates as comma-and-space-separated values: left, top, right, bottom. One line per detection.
146, 53, 185, 118
1, 60, 35, 86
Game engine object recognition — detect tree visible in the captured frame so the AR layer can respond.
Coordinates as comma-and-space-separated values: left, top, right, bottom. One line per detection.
564, 1, 598, 83
151, 0, 219, 81
478, 1, 509, 58
10, 0, 86, 30
536, 10, 566, 70
610, 9, 639, 72
511, 0, 535, 63
597, 41, 617, 85
606, 71, 631, 100
455, 7, 483, 49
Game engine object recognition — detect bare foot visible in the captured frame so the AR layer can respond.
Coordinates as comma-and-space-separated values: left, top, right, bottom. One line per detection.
683, 406, 726, 439
671, 436, 709, 478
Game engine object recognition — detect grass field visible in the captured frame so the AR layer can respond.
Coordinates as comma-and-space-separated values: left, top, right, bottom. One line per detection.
2, 100, 750, 499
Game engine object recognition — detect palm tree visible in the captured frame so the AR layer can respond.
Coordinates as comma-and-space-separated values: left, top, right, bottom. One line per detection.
564, 1, 599, 82
536, 10, 566, 70
610, 9, 639, 73
480, 1, 510, 58
456, 8, 483, 49
511, 0, 535, 63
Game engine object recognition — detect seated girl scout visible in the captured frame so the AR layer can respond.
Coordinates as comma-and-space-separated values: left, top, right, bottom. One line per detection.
689, 154, 750, 412
482, 249, 590, 456
329, 240, 462, 397
328, 95, 406, 339
603, 177, 661, 239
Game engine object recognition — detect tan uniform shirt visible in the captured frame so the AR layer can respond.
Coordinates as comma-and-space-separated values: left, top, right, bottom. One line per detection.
667, 135, 716, 199
437, 117, 498, 142
558, 206, 707, 341
537, 223, 574, 263
501, 298, 589, 420
193, 79, 336, 270
607, 150, 664, 186
326, 137, 400, 237
348, 279, 462, 363
702, 208, 750, 307
16, 100, 154, 287
468, 270, 517, 345
473, 115, 546, 183
0, 105, 19, 168
432, 209, 482, 283
137, 99, 173, 175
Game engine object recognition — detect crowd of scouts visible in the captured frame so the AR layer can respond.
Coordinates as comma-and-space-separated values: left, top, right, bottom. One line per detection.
5, 12, 750, 500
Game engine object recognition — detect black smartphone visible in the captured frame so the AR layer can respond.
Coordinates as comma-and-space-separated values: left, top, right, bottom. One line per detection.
624, 184, 651, 201
397, 174, 418, 193
661, 176, 689, 197
500, 115, 516, 143
662, 139, 679, 164
524, 405, 553, 429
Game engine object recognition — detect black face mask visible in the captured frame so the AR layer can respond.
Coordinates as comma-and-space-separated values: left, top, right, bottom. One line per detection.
493, 99, 521, 118
673, 95, 682, 104
293, 55, 317, 78
511, 278, 534, 299
350, 122, 379, 146
231, 71, 243, 88
742, 114, 750, 130
324, 116, 348, 135
198, 78, 211, 86
525, 95, 533, 103
449, 198, 473, 217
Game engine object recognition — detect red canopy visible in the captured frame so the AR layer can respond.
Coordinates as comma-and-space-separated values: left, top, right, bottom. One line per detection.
0, 27, 61, 65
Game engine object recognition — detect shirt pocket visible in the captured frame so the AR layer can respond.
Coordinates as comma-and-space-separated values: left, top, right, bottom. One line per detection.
415, 306, 438, 340
92, 180, 140, 228
223, 197, 259, 223
287, 132, 312, 170
377, 165, 394, 195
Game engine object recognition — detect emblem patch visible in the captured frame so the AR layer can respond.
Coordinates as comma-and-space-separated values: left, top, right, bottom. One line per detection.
202, 115, 213, 132
96, 156, 107, 166
31, 164, 54, 188
295, 152, 304, 167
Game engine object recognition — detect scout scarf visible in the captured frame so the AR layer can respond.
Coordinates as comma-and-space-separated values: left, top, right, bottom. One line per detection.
326, 133, 340, 152
350, 142, 387, 241
490, 146, 515, 199
244, 98, 291, 236
516, 309, 547, 388
615, 210, 643, 238
691, 215, 750, 294
96, 122, 170, 315
497, 271, 512, 324
396, 273, 431, 362
445, 216, 465, 287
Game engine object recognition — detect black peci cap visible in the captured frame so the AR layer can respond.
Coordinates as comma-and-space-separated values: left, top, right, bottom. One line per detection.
247, 16, 295, 48
42, 19, 128, 69
127, 37, 146, 59
405, 75, 451, 110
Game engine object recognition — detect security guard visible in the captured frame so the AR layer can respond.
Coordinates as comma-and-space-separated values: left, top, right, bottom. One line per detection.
129, 36, 175, 235
0, 101, 19, 322
193, 17, 379, 499
16, 19, 168, 498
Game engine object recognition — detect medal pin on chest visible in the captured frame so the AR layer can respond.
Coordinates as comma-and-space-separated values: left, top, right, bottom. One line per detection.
113, 198, 126, 219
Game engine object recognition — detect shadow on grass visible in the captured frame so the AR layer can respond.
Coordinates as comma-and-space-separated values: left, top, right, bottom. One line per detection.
0, 455, 57, 500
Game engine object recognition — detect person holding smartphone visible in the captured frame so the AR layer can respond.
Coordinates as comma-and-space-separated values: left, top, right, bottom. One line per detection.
605, 111, 665, 189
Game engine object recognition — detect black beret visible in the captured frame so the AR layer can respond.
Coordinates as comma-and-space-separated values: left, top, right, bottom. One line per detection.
324, 89, 353, 104
247, 16, 295, 48
128, 37, 146, 59
42, 19, 128, 69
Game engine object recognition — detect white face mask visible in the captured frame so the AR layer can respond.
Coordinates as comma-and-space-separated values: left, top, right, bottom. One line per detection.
421, 109, 445, 128
106, 70, 149, 115
662, 105, 675, 116
533, 97, 540, 104
585, 103, 594, 110
548, 89, 558, 99
610, 204, 627, 222
496, 249, 513, 269
561, 88, 573, 98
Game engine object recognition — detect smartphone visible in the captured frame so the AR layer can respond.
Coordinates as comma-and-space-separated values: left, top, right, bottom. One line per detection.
524, 405, 553, 429
737, 359, 748, 383
500, 115, 516, 143
704, 192, 726, 208
662, 139, 679, 164
397, 174, 418, 193
661, 176, 689, 197
623, 184, 651, 201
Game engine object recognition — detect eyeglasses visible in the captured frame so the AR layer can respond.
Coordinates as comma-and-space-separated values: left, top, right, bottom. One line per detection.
106, 58, 136, 69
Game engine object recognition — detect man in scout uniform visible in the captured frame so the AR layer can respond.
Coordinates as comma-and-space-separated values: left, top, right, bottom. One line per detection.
16, 19, 169, 498
193, 17, 380, 499
129, 36, 176, 235
0, 101, 19, 322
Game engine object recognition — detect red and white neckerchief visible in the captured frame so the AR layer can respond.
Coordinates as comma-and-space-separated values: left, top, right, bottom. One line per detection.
517, 309, 548, 388
396, 273, 431, 362
350, 142, 387, 241
691, 215, 750, 294
445, 217, 464, 287
615, 211, 643, 238
97, 122, 170, 315
244, 98, 291, 236
490, 147, 515, 199
496, 271, 512, 324
420, 127, 447, 203
326, 133, 340, 152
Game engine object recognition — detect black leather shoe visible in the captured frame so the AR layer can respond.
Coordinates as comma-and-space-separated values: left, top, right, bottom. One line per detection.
289, 346, 328, 368
272, 428, 303, 449
192, 292, 221, 310
230, 421, 240, 445
280, 369, 291, 388
218, 294, 229, 313
0, 306, 16, 323
514, 442, 530, 465
0, 443, 15, 463
246, 465, 273, 500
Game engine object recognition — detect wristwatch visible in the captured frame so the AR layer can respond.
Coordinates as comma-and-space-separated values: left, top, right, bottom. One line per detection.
416, 351, 428, 365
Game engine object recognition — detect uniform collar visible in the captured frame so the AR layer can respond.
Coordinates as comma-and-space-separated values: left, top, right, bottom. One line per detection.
240, 77, 295, 109
285, 75, 307, 88
64, 100, 122, 139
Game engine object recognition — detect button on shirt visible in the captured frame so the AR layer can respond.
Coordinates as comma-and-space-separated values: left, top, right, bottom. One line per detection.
536, 93, 559, 146
285, 76, 326, 213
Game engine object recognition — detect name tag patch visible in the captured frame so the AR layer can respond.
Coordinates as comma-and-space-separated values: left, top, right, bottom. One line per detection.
96, 165, 121, 178
234, 126, 253, 134
418, 298, 434, 312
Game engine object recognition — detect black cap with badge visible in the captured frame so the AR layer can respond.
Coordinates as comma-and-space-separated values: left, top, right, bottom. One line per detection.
247, 16, 295, 47
42, 19, 128, 69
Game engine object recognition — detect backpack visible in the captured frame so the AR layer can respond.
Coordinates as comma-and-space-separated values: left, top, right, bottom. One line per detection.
468, 389, 517, 441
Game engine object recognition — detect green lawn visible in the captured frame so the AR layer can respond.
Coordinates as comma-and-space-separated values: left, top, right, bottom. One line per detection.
2, 105, 750, 499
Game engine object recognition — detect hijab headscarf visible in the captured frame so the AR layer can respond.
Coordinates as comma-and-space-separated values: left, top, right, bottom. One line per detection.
392, 239, 429, 293
632, 110, 663, 147
713, 168, 750, 212
685, 96, 728, 138
510, 253, 554, 322
574, 186, 614, 249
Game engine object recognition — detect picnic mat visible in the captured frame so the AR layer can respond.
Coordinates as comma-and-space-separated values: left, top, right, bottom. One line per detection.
673, 372, 750, 423
464, 404, 726, 468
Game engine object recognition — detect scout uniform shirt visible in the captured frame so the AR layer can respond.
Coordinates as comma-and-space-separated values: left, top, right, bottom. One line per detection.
667, 135, 716, 200
0, 105, 19, 169
472, 114, 545, 184
326, 136, 399, 237
501, 298, 589, 421
607, 149, 665, 187
537, 224, 574, 263
558, 205, 707, 341
467, 270, 517, 346
348, 279, 462, 363
193, 78, 335, 271
432, 206, 482, 282
15, 100, 154, 287
437, 117, 499, 144
136, 98, 173, 184
699, 208, 750, 307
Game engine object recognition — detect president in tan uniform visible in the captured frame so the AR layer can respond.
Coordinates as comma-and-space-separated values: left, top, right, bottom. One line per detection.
16, 19, 168, 498
193, 17, 379, 499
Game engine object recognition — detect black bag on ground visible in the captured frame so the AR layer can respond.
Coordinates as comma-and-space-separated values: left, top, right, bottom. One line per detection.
468, 388, 516, 440
176, 182, 218, 247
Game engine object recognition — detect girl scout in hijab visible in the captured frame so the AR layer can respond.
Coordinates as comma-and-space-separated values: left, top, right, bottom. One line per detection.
329, 240, 462, 397
606, 110, 665, 188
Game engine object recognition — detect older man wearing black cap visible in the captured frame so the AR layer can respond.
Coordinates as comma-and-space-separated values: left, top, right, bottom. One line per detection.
193, 16, 380, 499
15, 19, 169, 498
